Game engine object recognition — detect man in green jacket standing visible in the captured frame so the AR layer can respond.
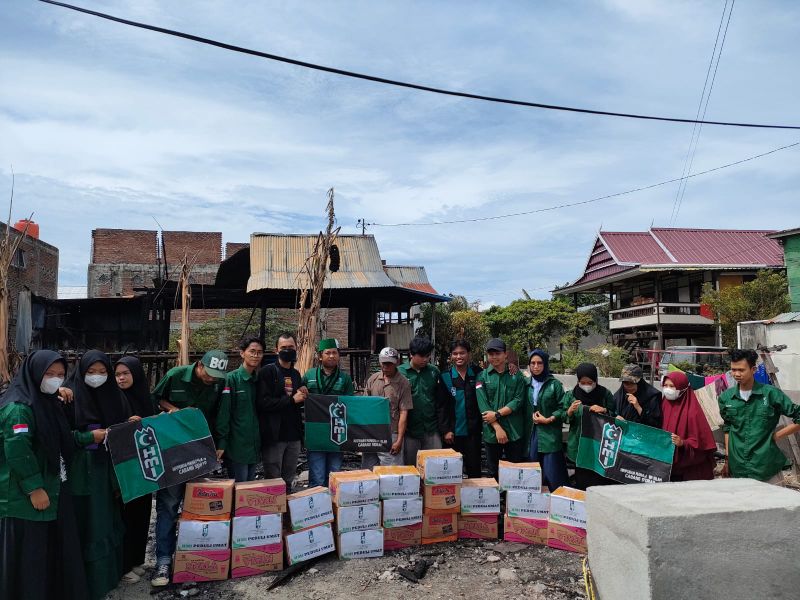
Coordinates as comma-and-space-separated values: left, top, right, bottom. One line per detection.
399, 337, 447, 466
302, 338, 355, 487
216, 338, 265, 483
719, 348, 800, 484
475, 338, 526, 480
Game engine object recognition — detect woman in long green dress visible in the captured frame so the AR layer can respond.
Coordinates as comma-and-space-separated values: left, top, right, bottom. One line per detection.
65, 350, 132, 600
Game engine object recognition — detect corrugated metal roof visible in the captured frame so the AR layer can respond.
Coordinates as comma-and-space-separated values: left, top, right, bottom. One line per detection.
767, 312, 800, 323
601, 232, 671, 264
383, 265, 441, 296
650, 228, 783, 266
247, 234, 396, 292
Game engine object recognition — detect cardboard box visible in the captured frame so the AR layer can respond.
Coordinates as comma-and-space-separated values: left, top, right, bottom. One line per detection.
460, 478, 500, 514
423, 484, 461, 512
503, 515, 548, 546
373, 465, 421, 499
505, 490, 550, 520
422, 512, 457, 539
549, 486, 587, 528
287, 486, 334, 531
329, 470, 372, 496
230, 544, 283, 577
285, 523, 335, 565
383, 522, 422, 551
231, 514, 282, 549
335, 502, 381, 534
458, 514, 499, 540
331, 472, 380, 507
422, 532, 458, 545
234, 479, 286, 515
547, 519, 587, 554
382, 497, 423, 528
416, 449, 463, 485
176, 519, 231, 551
337, 528, 385, 559
173, 550, 230, 582
498, 461, 542, 492
182, 479, 235, 520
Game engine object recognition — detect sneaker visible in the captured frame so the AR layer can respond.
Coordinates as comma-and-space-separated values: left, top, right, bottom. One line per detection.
132, 565, 146, 576
121, 570, 140, 584
151, 564, 170, 587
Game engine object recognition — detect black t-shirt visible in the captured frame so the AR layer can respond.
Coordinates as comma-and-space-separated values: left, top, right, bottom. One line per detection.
256, 362, 303, 444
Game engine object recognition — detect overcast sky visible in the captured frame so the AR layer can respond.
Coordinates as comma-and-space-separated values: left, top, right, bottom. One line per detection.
2, 1, 798, 306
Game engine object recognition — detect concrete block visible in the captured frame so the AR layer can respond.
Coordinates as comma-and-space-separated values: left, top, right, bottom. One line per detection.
586, 479, 800, 600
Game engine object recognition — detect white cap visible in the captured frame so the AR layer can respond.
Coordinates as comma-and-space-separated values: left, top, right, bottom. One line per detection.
378, 347, 400, 364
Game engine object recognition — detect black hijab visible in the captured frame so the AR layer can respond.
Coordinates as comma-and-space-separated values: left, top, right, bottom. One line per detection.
0, 350, 73, 468
614, 377, 663, 426
528, 349, 552, 382
66, 349, 131, 430
115, 356, 154, 418
572, 362, 608, 406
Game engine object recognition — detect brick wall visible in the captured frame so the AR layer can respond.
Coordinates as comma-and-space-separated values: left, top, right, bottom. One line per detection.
92, 229, 158, 264
225, 242, 249, 259
163, 231, 221, 265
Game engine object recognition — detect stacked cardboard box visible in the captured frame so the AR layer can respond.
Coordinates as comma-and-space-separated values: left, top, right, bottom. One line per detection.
374, 465, 423, 550
329, 470, 384, 559
497, 461, 549, 546
285, 486, 336, 565
548, 487, 587, 554
458, 478, 500, 540
230, 479, 286, 578
174, 479, 235, 582
417, 449, 463, 545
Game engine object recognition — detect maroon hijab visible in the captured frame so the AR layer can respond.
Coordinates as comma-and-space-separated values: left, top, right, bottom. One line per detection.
661, 371, 716, 452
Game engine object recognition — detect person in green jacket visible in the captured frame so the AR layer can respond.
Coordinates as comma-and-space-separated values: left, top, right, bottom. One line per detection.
719, 348, 800, 483
64, 350, 135, 600
399, 336, 447, 466
216, 338, 266, 482
0, 350, 96, 600
302, 338, 355, 487
563, 362, 615, 490
524, 349, 568, 490
475, 338, 526, 480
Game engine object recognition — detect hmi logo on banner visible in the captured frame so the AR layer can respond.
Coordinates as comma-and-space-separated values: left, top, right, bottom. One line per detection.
135, 426, 165, 482
329, 400, 348, 445
599, 422, 623, 469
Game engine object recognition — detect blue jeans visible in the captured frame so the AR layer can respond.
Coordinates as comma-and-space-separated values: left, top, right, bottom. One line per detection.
308, 451, 343, 488
224, 458, 258, 483
529, 426, 568, 491
154, 483, 185, 566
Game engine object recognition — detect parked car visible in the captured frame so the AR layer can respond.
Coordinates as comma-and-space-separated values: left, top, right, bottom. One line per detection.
657, 346, 730, 379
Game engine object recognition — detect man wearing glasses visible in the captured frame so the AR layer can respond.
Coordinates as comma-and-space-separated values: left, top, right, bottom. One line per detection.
216, 337, 266, 482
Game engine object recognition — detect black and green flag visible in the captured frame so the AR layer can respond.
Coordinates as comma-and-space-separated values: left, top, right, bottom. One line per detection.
304, 394, 391, 453
107, 408, 217, 502
577, 411, 674, 484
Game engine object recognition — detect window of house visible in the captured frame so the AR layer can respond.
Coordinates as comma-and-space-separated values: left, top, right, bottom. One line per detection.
11, 248, 26, 269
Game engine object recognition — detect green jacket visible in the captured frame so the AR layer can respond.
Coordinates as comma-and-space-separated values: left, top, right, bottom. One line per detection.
562, 388, 615, 463
302, 366, 355, 396
152, 363, 222, 428
522, 375, 566, 455
475, 365, 526, 444
719, 382, 800, 481
216, 366, 261, 465
399, 362, 442, 439
0, 402, 92, 521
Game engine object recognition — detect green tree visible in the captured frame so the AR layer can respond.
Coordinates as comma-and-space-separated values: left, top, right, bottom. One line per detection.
169, 308, 294, 353
701, 271, 790, 347
482, 298, 592, 358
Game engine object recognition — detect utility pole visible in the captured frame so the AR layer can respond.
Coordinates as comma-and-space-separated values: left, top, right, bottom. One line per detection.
357, 219, 367, 235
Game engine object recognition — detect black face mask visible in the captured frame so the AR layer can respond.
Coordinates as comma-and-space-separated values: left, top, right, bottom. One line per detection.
278, 349, 297, 363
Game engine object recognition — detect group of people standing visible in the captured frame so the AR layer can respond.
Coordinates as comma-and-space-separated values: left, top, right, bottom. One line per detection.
1, 332, 799, 599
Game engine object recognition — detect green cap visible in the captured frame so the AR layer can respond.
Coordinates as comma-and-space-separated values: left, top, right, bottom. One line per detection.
201, 350, 229, 379
318, 338, 340, 352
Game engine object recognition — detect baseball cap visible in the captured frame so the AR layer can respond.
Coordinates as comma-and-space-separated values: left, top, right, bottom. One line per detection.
620, 363, 643, 383
378, 347, 400, 364
486, 338, 507, 352
201, 350, 229, 379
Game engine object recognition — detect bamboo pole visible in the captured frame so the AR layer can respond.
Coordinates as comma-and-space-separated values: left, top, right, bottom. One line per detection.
176, 253, 193, 366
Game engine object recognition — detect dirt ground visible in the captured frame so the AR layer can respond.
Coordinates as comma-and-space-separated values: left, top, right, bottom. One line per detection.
107, 536, 587, 600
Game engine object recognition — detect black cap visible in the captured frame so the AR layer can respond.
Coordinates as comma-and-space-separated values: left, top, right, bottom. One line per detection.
486, 338, 506, 352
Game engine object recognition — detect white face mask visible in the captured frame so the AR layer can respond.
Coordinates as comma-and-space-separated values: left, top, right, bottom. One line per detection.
40, 376, 64, 395
578, 383, 596, 394
663, 387, 681, 401
85, 374, 108, 389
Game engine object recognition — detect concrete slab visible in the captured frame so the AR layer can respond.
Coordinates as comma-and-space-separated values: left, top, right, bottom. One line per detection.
586, 479, 800, 600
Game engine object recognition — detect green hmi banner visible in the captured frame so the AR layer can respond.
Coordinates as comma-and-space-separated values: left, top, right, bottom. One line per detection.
304, 394, 391, 453
107, 408, 217, 502
577, 411, 674, 484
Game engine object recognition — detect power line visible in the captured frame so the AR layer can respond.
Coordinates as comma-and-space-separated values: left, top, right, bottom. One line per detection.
671, 0, 737, 225
368, 141, 800, 227
39, 0, 800, 130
